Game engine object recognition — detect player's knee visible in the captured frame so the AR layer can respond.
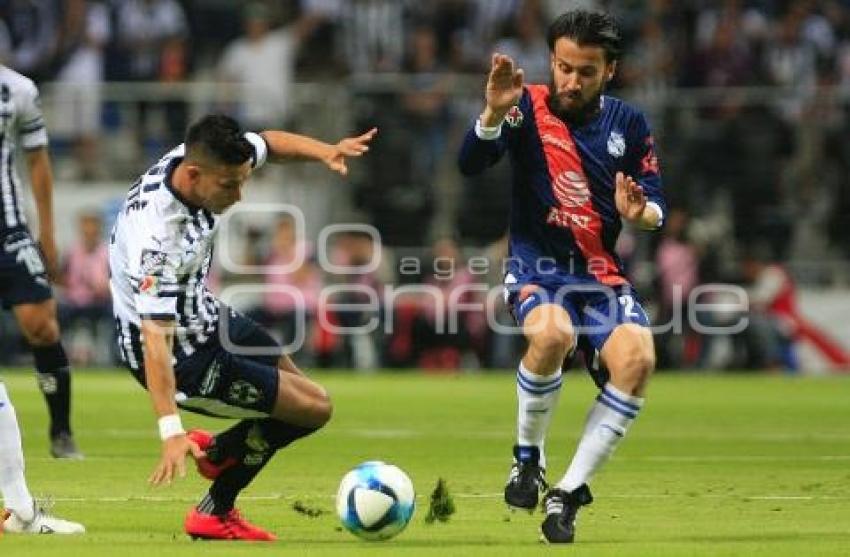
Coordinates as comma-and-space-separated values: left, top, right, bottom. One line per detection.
312, 387, 333, 428
621, 347, 655, 382
529, 329, 573, 360
23, 317, 60, 346
296, 386, 332, 429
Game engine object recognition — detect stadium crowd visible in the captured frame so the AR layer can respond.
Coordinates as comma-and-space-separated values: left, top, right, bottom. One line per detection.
1, 0, 849, 372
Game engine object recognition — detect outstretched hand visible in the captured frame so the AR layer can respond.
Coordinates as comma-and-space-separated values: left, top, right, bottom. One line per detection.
149, 434, 206, 487
614, 171, 647, 223
484, 53, 524, 120
325, 127, 378, 176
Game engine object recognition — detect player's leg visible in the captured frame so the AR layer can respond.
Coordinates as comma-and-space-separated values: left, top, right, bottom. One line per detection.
0, 381, 84, 534
505, 285, 577, 510
13, 300, 82, 459
543, 290, 654, 543
182, 311, 330, 540
185, 363, 330, 541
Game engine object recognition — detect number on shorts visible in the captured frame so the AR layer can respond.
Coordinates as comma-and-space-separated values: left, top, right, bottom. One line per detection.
618, 295, 639, 319
16, 244, 45, 276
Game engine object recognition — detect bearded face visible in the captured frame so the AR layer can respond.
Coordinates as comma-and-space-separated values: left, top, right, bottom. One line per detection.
547, 37, 616, 124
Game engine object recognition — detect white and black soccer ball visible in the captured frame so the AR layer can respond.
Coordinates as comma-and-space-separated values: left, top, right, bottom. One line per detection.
336, 461, 415, 541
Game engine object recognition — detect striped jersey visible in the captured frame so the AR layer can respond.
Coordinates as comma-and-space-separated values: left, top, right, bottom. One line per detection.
458, 85, 665, 287
109, 136, 267, 373
0, 65, 48, 234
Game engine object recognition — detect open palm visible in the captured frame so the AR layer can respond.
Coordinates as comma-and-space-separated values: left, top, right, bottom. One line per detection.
485, 53, 524, 115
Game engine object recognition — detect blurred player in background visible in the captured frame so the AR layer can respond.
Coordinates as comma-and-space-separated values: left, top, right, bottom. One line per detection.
0, 64, 82, 459
109, 114, 376, 541
0, 381, 84, 534
459, 10, 665, 543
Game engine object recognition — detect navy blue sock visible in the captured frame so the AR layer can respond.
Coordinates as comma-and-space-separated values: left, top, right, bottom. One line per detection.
32, 343, 72, 437
200, 419, 318, 515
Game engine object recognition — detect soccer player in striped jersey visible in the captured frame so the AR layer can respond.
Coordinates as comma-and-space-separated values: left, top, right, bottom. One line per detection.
0, 381, 85, 534
0, 65, 82, 459
109, 114, 376, 541
458, 10, 665, 543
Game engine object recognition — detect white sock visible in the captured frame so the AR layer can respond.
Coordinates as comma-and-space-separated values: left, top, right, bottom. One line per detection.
516, 362, 563, 469
0, 383, 35, 521
558, 383, 644, 492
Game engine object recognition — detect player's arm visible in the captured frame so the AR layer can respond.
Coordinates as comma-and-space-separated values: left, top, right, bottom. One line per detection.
25, 147, 59, 279
141, 318, 204, 486
615, 171, 662, 229
458, 53, 522, 176
616, 114, 666, 230
259, 128, 378, 176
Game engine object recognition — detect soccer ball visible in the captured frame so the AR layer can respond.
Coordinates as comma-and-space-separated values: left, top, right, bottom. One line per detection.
336, 461, 415, 541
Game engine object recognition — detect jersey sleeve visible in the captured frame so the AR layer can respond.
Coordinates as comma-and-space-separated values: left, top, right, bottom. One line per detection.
627, 111, 666, 228
16, 80, 48, 150
244, 132, 268, 169
127, 214, 184, 321
457, 121, 509, 176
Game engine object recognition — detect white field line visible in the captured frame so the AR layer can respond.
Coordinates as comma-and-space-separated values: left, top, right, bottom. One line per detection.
27, 454, 850, 463
90, 428, 850, 442
43, 492, 850, 504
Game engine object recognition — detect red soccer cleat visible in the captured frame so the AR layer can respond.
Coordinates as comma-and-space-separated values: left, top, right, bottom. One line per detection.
187, 429, 236, 480
184, 507, 277, 541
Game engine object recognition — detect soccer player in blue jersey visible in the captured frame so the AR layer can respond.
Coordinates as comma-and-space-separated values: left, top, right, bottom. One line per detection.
459, 10, 665, 543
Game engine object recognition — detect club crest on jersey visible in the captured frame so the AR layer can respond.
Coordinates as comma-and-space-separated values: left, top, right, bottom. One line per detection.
505, 105, 523, 128
607, 131, 625, 158
140, 249, 167, 276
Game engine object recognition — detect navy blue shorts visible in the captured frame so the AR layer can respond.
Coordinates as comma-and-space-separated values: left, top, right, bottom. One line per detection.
134, 309, 283, 419
0, 229, 52, 309
505, 278, 650, 355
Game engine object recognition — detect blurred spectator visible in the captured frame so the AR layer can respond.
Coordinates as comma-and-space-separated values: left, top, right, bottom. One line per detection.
619, 17, 676, 95
401, 25, 451, 193
183, 0, 242, 66
0, 0, 58, 80
412, 238, 487, 370
352, 80, 436, 246
492, 0, 550, 83
317, 229, 383, 369
764, 5, 819, 122
219, 2, 311, 130
249, 215, 323, 355
458, 0, 520, 71
58, 211, 112, 366
112, 0, 189, 150
654, 208, 701, 368
340, 0, 411, 74
693, 0, 769, 53
684, 12, 755, 90
741, 249, 850, 372
297, 0, 346, 76
51, 0, 111, 180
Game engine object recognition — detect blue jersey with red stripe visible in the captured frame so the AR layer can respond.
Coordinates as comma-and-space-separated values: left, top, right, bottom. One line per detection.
459, 85, 665, 287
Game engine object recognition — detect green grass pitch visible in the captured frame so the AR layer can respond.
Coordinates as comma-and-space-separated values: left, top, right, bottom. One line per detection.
1, 369, 849, 556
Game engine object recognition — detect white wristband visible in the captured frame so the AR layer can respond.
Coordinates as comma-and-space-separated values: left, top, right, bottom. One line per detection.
475, 117, 503, 140
158, 414, 185, 441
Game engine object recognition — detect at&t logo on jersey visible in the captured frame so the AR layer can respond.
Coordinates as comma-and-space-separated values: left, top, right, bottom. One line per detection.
505, 105, 523, 128
553, 170, 591, 208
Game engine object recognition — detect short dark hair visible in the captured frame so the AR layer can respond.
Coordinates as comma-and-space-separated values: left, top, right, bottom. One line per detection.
547, 10, 622, 62
185, 114, 254, 166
